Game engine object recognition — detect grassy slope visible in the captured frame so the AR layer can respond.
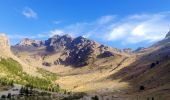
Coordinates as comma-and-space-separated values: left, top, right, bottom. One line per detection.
109, 46, 170, 99
55, 55, 135, 93
0, 58, 61, 92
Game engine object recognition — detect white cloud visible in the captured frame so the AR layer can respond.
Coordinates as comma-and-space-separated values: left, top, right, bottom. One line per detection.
106, 24, 131, 41
8, 34, 36, 39
97, 15, 115, 25
104, 12, 170, 44
22, 7, 38, 19
82, 33, 91, 38
49, 29, 64, 37
46, 12, 170, 45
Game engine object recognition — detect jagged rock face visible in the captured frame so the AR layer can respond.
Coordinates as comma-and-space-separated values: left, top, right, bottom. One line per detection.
64, 36, 97, 66
0, 34, 10, 49
13, 34, 120, 67
45, 35, 73, 52
17, 38, 44, 47
97, 51, 114, 58
0, 34, 12, 57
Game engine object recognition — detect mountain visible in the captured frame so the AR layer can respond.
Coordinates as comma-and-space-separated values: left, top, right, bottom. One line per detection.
165, 31, 170, 38
134, 47, 146, 53
17, 38, 44, 47
152, 31, 170, 47
109, 31, 170, 99
9, 31, 170, 99
12, 35, 126, 67
0, 34, 64, 99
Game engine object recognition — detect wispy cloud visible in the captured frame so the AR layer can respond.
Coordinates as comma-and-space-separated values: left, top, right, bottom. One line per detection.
106, 12, 170, 44
22, 7, 38, 19
8, 34, 37, 39
16, 11, 170, 46
49, 29, 64, 37
47, 12, 170, 45
53, 20, 61, 25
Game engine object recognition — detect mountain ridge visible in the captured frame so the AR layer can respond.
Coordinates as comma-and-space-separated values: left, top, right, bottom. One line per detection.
12, 34, 127, 67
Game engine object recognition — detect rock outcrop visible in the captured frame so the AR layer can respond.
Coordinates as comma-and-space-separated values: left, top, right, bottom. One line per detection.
45, 35, 73, 52
17, 38, 44, 47
0, 33, 12, 57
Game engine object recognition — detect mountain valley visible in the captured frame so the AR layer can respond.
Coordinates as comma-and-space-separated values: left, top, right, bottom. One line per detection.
0, 31, 170, 100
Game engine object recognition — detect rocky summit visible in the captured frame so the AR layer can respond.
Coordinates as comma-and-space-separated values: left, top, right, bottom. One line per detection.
12, 35, 121, 67
17, 38, 44, 47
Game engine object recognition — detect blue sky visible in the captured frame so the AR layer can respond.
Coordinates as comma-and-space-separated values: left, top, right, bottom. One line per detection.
0, 0, 170, 49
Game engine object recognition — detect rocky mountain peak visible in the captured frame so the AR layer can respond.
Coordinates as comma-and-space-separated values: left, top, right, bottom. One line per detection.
60, 34, 74, 43
13, 34, 122, 67
134, 47, 146, 52
17, 38, 44, 47
72, 36, 97, 47
165, 31, 170, 38
50, 34, 73, 40
62, 34, 73, 39
73, 36, 87, 43
45, 34, 73, 52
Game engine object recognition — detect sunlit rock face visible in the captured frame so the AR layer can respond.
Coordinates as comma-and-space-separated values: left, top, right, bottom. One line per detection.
0, 33, 11, 57
0, 33, 10, 49
17, 38, 44, 47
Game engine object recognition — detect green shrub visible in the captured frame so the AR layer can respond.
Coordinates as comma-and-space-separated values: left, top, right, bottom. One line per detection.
0, 58, 61, 92
92, 95, 99, 100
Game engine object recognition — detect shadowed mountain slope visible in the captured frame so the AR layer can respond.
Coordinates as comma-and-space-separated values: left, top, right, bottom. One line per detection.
109, 31, 170, 98
12, 35, 127, 68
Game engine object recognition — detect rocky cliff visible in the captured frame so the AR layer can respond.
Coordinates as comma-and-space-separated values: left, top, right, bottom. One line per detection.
0, 33, 12, 57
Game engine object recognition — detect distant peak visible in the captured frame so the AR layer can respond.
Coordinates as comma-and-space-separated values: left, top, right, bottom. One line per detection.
50, 34, 73, 40
134, 47, 145, 52
75, 36, 87, 41
61, 34, 73, 39
165, 31, 170, 38
63, 34, 72, 37
22, 38, 33, 41
51, 35, 61, 38
17, 38, 43, 47
77, 36, 84, 38
21, 38, 39, 43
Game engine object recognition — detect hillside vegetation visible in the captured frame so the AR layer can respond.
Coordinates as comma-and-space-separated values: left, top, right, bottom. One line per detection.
0, 58, 61, 92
